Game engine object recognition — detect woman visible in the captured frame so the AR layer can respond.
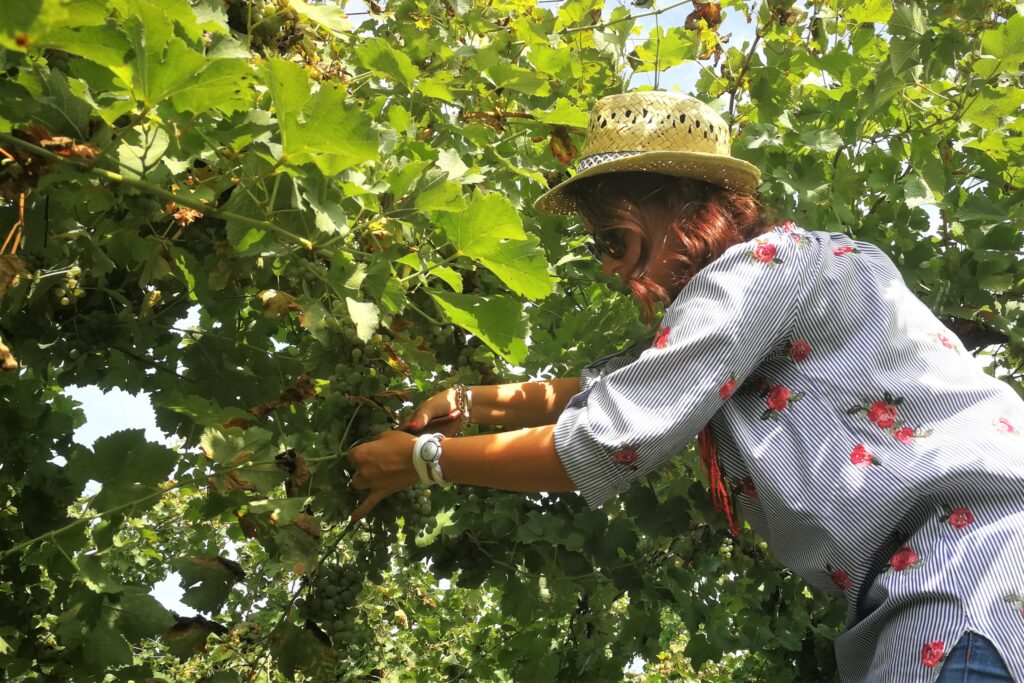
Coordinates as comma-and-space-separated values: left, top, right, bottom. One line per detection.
347, 92, 1024, 682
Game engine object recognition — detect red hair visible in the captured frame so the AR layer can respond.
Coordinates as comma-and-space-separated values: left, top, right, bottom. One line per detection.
565, 172, 778, 321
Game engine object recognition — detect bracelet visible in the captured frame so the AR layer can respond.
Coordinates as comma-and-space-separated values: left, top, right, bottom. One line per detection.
452, 384, 472, 437
412, 433, 445, 486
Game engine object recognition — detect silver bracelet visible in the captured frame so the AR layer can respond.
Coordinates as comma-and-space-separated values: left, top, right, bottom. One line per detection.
453, 384, 472, 436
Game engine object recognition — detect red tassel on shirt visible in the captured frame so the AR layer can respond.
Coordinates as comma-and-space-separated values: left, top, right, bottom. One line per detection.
698, 425, 740, 538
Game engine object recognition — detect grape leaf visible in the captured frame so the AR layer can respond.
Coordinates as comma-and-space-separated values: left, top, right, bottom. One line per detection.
262, 59, 379, 175
433, 190, 554, 300
428, 290, 527, 364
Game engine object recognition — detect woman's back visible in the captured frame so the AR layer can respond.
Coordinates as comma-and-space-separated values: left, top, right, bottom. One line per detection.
712, 226, 1023, 680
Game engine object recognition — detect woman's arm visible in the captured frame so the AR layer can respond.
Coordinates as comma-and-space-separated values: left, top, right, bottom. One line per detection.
346, 426, 576, 520
468, 378, 581, 428
403, 377, 581, 431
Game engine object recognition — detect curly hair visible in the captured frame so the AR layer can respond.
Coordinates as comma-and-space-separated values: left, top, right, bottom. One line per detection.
564, 172, 780, 321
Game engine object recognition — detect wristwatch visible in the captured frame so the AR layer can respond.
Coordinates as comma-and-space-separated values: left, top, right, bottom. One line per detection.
412, 433, 450, 487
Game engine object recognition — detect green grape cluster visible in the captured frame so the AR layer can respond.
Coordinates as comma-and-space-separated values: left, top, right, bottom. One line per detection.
375, 485, 432, 530
225, 0, 304, 55
299, 560, 366, 649
53, 266, 84, 307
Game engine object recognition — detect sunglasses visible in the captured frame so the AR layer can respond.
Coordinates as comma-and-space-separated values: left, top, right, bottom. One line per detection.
585, 228, 627, 260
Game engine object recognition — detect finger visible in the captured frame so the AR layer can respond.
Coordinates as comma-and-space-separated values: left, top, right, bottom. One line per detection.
350, 489, 387, 522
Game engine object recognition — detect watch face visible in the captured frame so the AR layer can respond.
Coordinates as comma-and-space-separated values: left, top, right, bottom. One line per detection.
421, 441, 441, 463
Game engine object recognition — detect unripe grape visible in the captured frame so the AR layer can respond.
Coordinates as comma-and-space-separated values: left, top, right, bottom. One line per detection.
66, 278, 78, 289
60, 296, 70, 306
55, 287, 66, 297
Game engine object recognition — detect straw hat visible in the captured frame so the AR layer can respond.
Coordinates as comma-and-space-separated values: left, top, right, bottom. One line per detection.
533, 91, 761, 215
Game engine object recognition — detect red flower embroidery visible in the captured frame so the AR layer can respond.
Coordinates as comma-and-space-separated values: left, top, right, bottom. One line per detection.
890, 546, 921, 572
830, 569, 852, 591
867, 400, 898, 429
850, 444, 879, 468
994, 418, 1017, 435
612, 448, 638, 467
893, 427, 916, 444
750, 240, 783, 265
720, 376, 737, 400
921, 641, 945, 668
781, 221, 797, 232
754, 242, 777, 262
937, 333, 955, 349
740, 476, 758, 500
947, 507, 974, 529
833, 246, 854, 256
653, 326, 670, 349
761, 384, 804, 420
767, 385, 791, 411
788, 338, 811, 362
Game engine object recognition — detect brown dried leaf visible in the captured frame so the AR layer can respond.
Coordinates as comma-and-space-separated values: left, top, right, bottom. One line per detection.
381, 343, 411, 376
257, 289, 301, 319
684, 1, 723, 30
0, 336, 16, 372
0, 255, 29, 299
292, 512, 321, 540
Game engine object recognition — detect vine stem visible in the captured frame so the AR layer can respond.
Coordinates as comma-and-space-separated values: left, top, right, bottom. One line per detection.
559, 0, 691, 36
398, 252, 460, 283
0, 133, 316, 251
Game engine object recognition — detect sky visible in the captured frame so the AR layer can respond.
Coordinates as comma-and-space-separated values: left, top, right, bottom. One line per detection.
53, 3, 810, 656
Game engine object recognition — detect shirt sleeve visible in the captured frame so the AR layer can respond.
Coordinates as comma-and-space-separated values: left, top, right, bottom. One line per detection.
554, 230, 816, 509
579, 337, 652, 392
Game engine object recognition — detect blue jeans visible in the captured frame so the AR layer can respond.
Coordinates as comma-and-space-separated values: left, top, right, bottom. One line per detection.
934, 632, 1015, 683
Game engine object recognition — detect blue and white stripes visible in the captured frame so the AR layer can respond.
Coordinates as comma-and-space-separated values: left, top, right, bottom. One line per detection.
554, 225, 1024, 682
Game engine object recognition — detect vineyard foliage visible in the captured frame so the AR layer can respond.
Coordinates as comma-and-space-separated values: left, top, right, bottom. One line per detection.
0, 0, 1022, 680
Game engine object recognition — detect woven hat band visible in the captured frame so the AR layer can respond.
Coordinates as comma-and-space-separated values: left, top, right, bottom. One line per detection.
575, 150, 649, 173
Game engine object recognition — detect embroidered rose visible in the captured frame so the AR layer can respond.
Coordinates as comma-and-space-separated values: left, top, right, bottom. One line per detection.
767, 385, 791, 411
720, 376, 737, 400
937, 333, 955, 349
867, 400, 898, 429
850, 444, 879, 468
890, 546, 921, 572
947, 507, 974, 529
612, 448, 638, 467
831, 569, 852, 591
848, 393, 932, 443
750, 240, 783, 265
893, 427, 916, 444
754, 242, 776, 262
921, 641, 945, 668
833, 246, 858, 256
740, 476, 758, 500
761, 384, 804, 420
781, 221, 797, 232
994, 418, 1017, 435
653, 326, 670, 349
788, 338, 811, 362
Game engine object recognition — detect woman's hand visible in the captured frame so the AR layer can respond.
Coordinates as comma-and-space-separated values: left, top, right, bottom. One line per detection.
346, 430, 419, 521
397, 388, 463, 436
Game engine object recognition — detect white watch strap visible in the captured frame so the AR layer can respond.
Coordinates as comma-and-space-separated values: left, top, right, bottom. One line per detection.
411, 434, 439, 486
429, 459, 451, 488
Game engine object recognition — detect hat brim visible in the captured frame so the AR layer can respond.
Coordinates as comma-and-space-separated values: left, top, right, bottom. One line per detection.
533, 150, 762, 216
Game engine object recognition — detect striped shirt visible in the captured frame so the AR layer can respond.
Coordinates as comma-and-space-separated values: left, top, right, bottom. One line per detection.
554, 224, 1024, 682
